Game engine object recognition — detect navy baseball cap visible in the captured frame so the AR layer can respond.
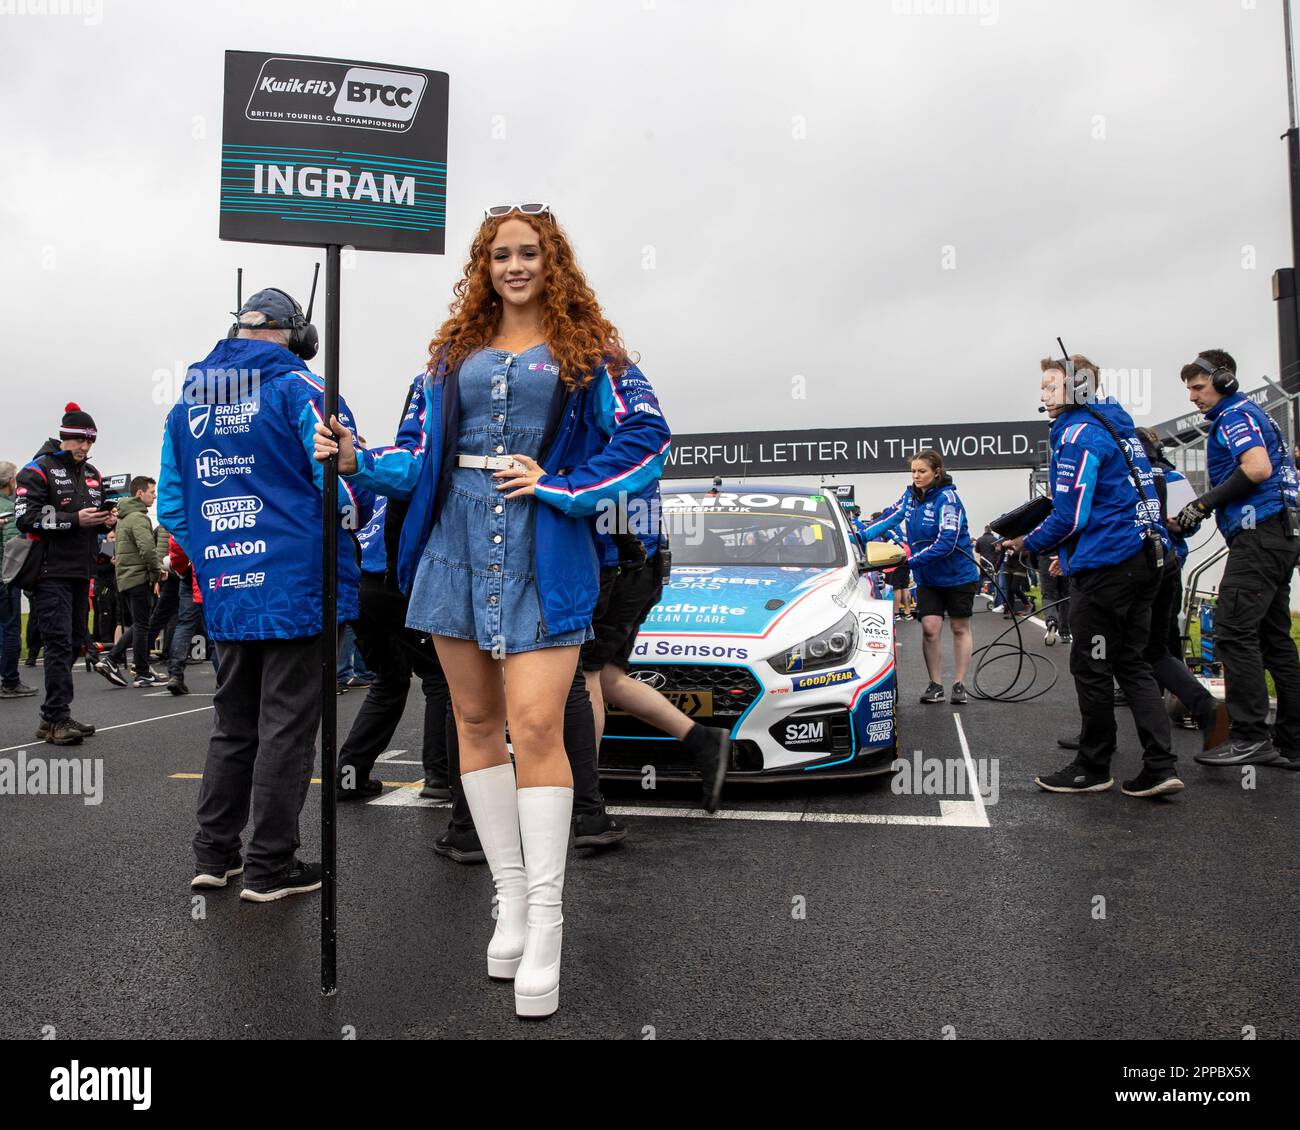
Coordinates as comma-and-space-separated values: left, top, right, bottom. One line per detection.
234, 287, 303, 328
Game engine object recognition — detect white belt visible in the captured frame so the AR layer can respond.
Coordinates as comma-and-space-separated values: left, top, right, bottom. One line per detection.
456, 453, 517, 471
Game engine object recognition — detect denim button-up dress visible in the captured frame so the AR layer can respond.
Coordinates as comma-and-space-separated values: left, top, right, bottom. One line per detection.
406, 344, 592, 653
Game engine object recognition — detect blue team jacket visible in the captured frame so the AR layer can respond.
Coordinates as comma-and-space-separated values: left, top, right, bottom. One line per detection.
345, 357, 671, 635
1024, 399, 1169, 575
1204, 392, 1300, 542
860, 474, 979, 588
157, 338, 371, 641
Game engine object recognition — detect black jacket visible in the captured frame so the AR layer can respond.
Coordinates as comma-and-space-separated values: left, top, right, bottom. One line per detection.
14, 439, 105, 582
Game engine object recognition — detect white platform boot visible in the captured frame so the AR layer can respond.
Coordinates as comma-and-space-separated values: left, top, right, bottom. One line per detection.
459, 763, 528, 980
514, 786, 573, 1018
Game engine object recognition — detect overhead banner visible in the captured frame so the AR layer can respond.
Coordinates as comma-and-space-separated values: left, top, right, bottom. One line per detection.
663, 421, 1047, 479
220, 51, 448, 254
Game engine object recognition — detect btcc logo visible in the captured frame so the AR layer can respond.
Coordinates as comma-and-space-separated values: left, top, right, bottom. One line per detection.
346, 80, 414, 108
334, 67, 426, 124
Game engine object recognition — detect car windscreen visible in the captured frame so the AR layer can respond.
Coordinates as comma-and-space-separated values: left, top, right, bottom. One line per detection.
662, 490, 847, 567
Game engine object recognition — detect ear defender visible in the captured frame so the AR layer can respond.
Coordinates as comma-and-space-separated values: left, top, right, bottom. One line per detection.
1193, 355, 1239, 396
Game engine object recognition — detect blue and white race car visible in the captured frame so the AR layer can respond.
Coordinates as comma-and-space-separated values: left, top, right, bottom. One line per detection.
599, 483, 899, 783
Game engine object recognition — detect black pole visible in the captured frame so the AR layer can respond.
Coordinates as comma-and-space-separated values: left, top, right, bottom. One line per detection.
321, 243, 341, 996
1281, 3, 1300, 440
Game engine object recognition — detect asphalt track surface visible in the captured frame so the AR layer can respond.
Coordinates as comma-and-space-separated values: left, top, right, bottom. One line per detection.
2, 601, 1297, 1041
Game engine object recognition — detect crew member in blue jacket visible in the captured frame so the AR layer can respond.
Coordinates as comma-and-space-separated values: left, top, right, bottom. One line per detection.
1001, 352, 1179, 798
862, 449, 980, 705
158, 287, 371, 902
313, 204, 677, 1020
1173, 350, 1300, 771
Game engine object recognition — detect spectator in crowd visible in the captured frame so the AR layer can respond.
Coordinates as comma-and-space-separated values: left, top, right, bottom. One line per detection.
92, 530, 119, 645
94, 475, 164, 688
13, 404, 115, 745
0, 460, 37, 699
165, 534, 214, 695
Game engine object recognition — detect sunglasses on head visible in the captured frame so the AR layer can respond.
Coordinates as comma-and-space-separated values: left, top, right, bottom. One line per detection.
484, 202, 550, 219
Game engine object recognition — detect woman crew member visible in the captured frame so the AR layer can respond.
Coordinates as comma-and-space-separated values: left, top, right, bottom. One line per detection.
861, 449, 980, 704
315, 203, 671, 1019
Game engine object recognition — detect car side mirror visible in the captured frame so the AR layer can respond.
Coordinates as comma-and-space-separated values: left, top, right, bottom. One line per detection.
862, 543, 906, 571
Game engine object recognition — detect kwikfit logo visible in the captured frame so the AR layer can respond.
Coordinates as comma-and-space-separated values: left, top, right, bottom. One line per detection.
259, 75, 337, 96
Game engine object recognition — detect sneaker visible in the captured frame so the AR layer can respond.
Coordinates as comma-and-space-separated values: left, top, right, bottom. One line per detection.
344, 675, 371, 689
1034, 761, 1113, 793
1059, 631, 1073, 644
191, 862, 244, 889
684, 724, 731, 814
950, 682, 969, 705
919, 682, 946, 704
336, 775, 383, 801
93, 658, 128, 688
1057, 733, 1081, 750
572, 811, 628, 849
433, 824, 486, 864
0, 682, 37, 698
239, 859, 322, 903
990, 604, 1005, 613
1044, 622, 1059, 646
166, 674, 190, 696
41, 719, 84, 746
132, 672, 164, 688
1121, 769, 1185, 797
1265, 749, 1300, 770
1195, 739, 1279, 767
418, 776, 452, 800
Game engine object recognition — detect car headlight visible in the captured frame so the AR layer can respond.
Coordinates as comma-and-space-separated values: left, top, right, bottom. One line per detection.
768, 611, 858, 675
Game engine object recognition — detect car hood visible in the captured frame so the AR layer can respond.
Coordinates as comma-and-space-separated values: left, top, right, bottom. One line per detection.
640, 565, 850, 639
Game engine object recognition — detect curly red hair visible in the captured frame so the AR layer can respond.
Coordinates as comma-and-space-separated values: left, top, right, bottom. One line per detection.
425, 211, 633, 391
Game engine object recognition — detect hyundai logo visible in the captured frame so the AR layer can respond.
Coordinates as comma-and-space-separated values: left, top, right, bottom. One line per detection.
629, 670, 667, 690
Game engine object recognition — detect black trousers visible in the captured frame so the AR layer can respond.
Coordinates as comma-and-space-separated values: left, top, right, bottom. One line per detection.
93, 579, 118, 643
1142, 556, 1214, 718
448, 662, 606, 830
109, 583, 153, 674
145, 573, 180, 655
340, 574, 450, 782
1068, 548, 1174, 773
1215, 512, 1300, 747
25, 598, 42, 660
193, 634, 322, 884
31, 577, 88, 723
1040, 569, 1071, 630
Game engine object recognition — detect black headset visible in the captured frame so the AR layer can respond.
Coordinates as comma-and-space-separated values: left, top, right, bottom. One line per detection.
1191, 354, 1239, 395
226, 266, 321, 362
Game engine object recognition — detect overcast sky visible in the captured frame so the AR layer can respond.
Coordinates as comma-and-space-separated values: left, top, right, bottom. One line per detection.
2, 0, 1296, 537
